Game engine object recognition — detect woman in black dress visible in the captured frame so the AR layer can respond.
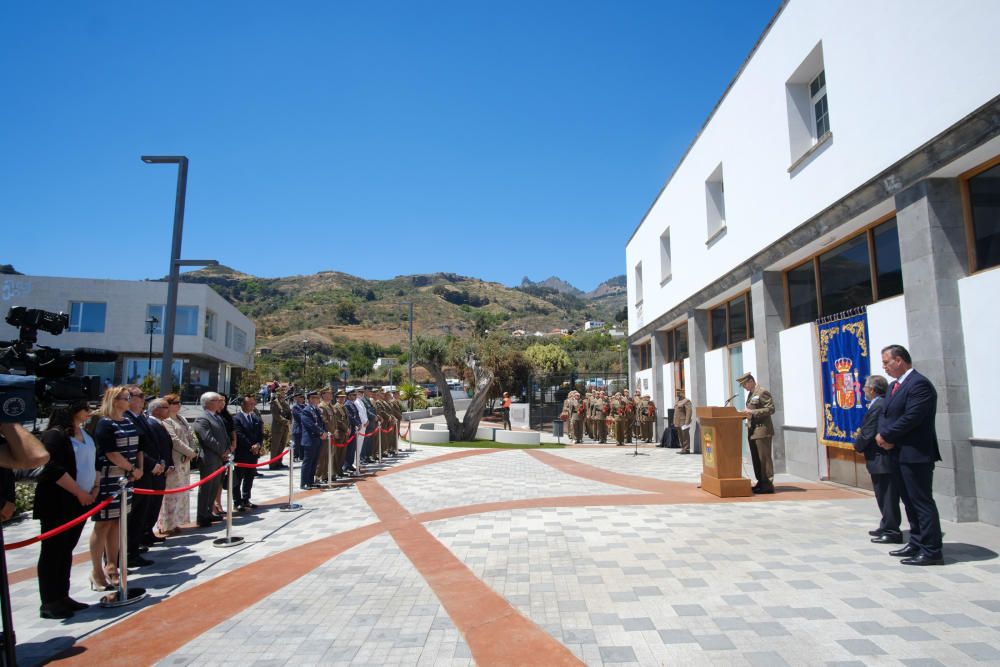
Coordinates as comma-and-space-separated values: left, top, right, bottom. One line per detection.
89, 386, 143, 597
35, 401, 100, 619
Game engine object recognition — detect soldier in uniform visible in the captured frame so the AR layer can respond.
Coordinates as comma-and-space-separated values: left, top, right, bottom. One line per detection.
609, 392, 625, 445
596, 390, 610, 443
737, 372, 775, 493
268, 385, 291, 469
674, 388, 693, 453
568, 390, 584, 444
290, 391, 307, 462
640, 396, 656, 442
330, 390, 351, 477
374, 389, 392, 461
388, 391, 404, 456
583, 391, 593, 441
316, 388, 336, 482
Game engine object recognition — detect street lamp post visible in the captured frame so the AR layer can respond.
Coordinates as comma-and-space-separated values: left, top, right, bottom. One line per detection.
146, 314, 159, 381
407, 301, 414, 387
302, 340, 309, 382
141, 155, 218, 397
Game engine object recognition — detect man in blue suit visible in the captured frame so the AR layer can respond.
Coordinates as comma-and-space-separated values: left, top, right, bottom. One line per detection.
876, 344, 943, 566
299, 391, 327, 489
853, 375, 901, 544
290, 391, 306, 461
233, 395, 264, 510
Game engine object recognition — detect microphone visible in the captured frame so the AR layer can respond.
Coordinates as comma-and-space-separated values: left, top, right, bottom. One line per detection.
71, 347, 119, 362
723, 393, 739, 406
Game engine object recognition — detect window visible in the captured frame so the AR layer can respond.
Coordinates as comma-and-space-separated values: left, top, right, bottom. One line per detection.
664, 324, 688, 362
204, 310, 217, 340
232, 326, 248, 353
636, 341, 652, 370
68, 302, 106, 333
147, 305, 198, 336
818, 234, 871, 316
708, 293, 752, 350
966, 161, 1000, 271
225, 321, 234, 348
125, 358, 182, 385
705, 163, 726, 242
786, 42, 830, 165
784, 216, 902, 327
659, 229, 672, 283
634, 262, 644, 305
810, 70, 829, 138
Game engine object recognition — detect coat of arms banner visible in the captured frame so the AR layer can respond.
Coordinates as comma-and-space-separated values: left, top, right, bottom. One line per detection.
817, 308, 870, 449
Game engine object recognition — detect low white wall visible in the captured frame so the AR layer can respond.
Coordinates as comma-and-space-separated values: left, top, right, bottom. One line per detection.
959, 269, 1000, 440
409, 429, 450, 444
779, 322, 817, 428
403, 409, 430, 420
496, 430, 540, 445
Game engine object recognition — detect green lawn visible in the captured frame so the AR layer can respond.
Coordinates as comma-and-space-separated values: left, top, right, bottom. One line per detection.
416, 439, 566, 450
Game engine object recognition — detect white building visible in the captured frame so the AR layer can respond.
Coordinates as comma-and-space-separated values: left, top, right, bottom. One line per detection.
625, 1, 1000, 524
583, 320, 605, 331
372, 357, 397, 371
0, 274, 256, 399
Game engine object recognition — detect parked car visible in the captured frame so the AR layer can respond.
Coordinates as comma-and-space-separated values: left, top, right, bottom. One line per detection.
421, 383, 440, 398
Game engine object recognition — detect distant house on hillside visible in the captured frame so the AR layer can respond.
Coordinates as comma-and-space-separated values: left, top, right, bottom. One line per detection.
511, 329, 526, 337
372, 357, 397, 371
584, 320, 605, 331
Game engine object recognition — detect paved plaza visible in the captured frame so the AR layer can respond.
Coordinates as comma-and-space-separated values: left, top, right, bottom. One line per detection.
4, 442, 1000, 666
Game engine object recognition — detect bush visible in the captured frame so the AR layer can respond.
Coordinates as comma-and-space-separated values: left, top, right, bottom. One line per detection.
411, 395, 429, 410
15, 482, 35, 514
428, 397, 443, 408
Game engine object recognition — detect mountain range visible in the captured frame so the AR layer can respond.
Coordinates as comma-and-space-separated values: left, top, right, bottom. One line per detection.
176, 265, 626, 353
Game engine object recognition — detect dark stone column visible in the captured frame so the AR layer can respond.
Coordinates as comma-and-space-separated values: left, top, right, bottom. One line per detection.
894, 177, 977, 522
687, 309, 710, 453
751, 270, 787, 473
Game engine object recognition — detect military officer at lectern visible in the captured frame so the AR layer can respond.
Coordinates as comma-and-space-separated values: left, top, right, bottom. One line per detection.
737, 372, 775, 494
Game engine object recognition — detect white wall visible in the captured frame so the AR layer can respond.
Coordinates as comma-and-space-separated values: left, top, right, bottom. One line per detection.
866, 296, 908, 377
634, 369, 652, 397
627, 0, 1000, 330
779, 323, 817, 428
661, 363, 674, 411
704, 348, 726, 406
960, 269, 1000, 439
741, 340, 757, 379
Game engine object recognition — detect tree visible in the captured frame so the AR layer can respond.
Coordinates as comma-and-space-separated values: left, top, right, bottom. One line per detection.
524, 343, 572, 376
412, 334, 496, 441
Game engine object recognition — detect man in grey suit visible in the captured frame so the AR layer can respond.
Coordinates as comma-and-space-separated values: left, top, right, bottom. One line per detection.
193, 392, 233, 527
853, 375, 901, 543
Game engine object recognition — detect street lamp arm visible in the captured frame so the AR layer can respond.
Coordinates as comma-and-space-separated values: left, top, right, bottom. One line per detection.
174, 259, 220, 267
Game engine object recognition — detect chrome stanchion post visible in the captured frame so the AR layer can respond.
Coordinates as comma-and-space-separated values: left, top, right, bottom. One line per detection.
378, 425, 383, 463
281, 444, 302, 511
102, 476, 146, 607
214, 455, 244, 547
321, 434, 336, 491
407, 418, 413, 452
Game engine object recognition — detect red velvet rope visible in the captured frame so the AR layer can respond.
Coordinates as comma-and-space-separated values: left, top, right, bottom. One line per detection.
133, 462, 227, 495
234, 449, 290, 469
5, 496, 115, 551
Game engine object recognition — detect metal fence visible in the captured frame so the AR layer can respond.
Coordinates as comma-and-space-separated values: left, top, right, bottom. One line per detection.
527, 372, 628, 432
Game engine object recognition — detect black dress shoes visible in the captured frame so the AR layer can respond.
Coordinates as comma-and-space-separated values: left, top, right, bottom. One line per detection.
752, 485, 775, 494
889, 544, 919, 558
868, 529, 885, 537
871, 533, 902, 544
901, 553, 944, 566
40, 600, 75, 619
128, 554, 154, 568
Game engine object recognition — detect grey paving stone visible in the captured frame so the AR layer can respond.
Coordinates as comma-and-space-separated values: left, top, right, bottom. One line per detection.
745, 651, 791, 667
956, 642, 1000, 661
901, 659, 947, 667
598, 646, 637, 662
895, 608, 935, 623
972, 599, 1000, 612
622, 617, 655, 631
837, 638, 886, 656
672, 604, 707, 617
748, 622, 790, 637
722, 594, 755, 606
563, 628, 596, 644
590, 612, 620, 625
714, 617, 750, 631
657, 629, 696, 644
695, 634, 736, 650
632, 586, 662, 596
841, 597, 881, 609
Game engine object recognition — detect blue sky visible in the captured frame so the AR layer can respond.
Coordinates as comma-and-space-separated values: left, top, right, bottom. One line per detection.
1, 1, 777, 292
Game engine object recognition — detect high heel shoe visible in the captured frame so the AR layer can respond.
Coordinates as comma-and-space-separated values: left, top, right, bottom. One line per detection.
89, 574, 114, 592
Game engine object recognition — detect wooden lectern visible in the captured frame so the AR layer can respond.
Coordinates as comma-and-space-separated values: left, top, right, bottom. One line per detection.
696, 406, 752, 497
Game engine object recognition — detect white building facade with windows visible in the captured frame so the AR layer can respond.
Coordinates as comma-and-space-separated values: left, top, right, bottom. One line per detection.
0, 274, 255, 399
625, 1, 1000, 524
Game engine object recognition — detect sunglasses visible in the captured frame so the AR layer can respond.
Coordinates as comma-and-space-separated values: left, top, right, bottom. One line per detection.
115, 395, 130, 401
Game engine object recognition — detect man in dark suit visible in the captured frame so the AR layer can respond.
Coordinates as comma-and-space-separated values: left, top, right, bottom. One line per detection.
142, 399, 176, 548
343, 389, 362, 475
124, 386, 159, 566
853, 375, 901, 543
290, 391, 306, 462
193, 392, 233, 527
876, 344, 944, 566
233, 394, 264, 510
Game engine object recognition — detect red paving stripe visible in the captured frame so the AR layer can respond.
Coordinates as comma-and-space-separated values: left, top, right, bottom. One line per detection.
50, 520, 387, 666
376, 446, 503, 476
357, 478, 582, 667
526, 449, 866, 502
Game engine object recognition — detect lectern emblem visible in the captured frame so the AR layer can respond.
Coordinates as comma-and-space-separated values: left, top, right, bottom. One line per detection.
701, 426, 715, 466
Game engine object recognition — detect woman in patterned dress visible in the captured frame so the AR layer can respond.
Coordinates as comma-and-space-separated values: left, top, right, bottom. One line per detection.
157, 393, 197, 535
89, 386, 143, 595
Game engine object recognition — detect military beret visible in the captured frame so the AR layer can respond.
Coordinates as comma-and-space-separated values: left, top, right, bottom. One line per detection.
336, 390, 347, 397
306, 391, 319, 398
736, 372, 754, 384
